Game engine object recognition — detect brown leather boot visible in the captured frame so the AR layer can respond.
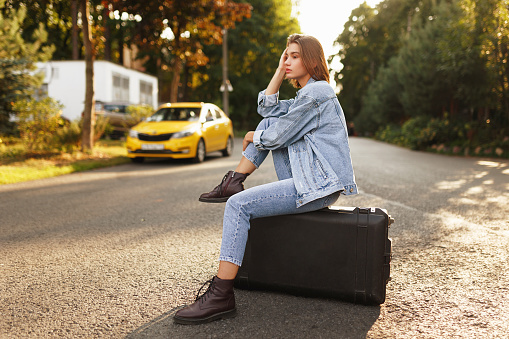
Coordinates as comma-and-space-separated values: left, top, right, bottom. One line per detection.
173, 276, 236, 325
199, 171, 249, 203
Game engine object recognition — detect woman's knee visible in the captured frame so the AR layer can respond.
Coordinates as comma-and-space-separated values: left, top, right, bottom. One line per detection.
225, 190, 245, 211
224, 190, 254, 223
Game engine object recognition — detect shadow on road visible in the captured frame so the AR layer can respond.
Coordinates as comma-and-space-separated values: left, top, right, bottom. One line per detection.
126, 290, 381, 338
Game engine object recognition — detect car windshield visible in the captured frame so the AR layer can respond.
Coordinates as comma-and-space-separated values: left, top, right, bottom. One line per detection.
146, 107, 200, 122
103, 104, 127, 113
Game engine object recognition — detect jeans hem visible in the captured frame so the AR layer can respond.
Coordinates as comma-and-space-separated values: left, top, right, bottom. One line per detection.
218, 256, 243, 267
241, 151, 260, 169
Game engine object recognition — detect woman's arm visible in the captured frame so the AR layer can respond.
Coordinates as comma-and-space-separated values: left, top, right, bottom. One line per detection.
255, 94, 317, 151
257, 49, 294, 118
265, 49, 287, 96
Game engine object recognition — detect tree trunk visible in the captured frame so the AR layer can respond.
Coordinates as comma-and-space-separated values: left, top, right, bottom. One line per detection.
170, 57, 182, 102
181, 62, 190, 101
81, 0, 94, 152
71, 0, 79, 60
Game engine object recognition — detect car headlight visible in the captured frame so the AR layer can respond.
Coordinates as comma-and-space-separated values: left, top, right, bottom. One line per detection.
172, 127, 198, 139
129, 130, 138, 139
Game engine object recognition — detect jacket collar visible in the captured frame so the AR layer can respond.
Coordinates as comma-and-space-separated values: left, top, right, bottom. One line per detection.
306, 77, 317, 85
298, 77, 317, 92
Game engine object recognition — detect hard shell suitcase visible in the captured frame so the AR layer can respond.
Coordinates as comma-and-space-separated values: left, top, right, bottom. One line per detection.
234, 206, 393, 305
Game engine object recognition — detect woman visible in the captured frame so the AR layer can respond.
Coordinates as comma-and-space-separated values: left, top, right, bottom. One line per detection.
173, 34, 357, 325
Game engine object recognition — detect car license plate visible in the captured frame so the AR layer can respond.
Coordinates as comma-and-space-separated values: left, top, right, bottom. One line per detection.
141, 144, 164, 150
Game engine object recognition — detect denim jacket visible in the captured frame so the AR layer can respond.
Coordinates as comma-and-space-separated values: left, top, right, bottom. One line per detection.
253, 78, 358, 208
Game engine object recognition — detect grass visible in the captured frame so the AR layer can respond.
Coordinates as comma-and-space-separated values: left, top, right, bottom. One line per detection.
0, 140, 130, 185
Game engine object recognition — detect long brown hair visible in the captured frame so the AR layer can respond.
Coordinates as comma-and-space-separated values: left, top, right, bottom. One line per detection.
286, 34, 330, 88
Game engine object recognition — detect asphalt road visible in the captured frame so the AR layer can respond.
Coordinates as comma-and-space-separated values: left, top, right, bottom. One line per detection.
1, 137, 508, 338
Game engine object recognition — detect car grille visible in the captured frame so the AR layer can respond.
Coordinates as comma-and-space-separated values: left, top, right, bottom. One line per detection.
138, 133, 174, 141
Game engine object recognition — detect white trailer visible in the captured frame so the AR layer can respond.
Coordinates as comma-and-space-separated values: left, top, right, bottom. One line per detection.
36, 60, 158, 121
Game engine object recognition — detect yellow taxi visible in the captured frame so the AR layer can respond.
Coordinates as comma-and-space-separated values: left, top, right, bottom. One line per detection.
126, 102, 234, 163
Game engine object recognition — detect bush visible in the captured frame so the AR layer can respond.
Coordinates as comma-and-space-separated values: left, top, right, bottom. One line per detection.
13, 97, 65, 152
52, 115, 114, 153
11, 96, 119, 154
375, 124, 405, 146
53, 120, 81, 153
375, 115, 508, 157
92, 115, 113, 142
126, 104, 154, 126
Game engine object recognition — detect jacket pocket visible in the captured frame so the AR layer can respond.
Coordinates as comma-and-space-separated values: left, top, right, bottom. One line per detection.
315, 159, 328, 179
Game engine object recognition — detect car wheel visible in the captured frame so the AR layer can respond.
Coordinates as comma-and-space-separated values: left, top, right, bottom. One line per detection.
131, 157, 145, 163
222, 136, 233, 157
193, 139, 206, 163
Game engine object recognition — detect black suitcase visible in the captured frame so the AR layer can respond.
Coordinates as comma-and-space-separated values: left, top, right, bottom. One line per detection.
234, 206, 393, 305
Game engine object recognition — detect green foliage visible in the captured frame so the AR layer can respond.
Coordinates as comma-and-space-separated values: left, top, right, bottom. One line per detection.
375, 115, 508, 157
336, 0, 509, 153
14, 97, 64, 152
334, 3, 379, 121
356, 58, 404, 135
126, 104, 154, 125
92, 115, 113, 142
435, 0, 488, 110
0, 0, 54, 134
334, 0, 437, 121
399, 116, 448, 150
53, 121, 82, 153
394, 11, 451, 119
2, 110, 117, 155
475, 0, 509, 124
109, 0, 252, 102
186, 0, 301, 130
2, 0, 74, 60
0, 136, 24, 159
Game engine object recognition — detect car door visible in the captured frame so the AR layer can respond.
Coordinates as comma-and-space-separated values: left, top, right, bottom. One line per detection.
213, 108, 230, 150
103, 104, 129, 131
200, 107, 221, 151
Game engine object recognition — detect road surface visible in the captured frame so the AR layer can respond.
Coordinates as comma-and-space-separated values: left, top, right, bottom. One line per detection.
1, 137, 508, 338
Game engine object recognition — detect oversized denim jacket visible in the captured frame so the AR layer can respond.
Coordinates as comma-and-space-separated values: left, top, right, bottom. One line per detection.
253, 78, 358, 208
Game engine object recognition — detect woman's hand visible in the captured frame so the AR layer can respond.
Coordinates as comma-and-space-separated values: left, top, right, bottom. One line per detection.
243, 131, 255, 151
266, 48, 287, 96
278, 48, 288, 72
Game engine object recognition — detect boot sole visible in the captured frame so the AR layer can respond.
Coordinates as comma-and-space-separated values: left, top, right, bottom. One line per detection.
173, 308, 237, 325
198, 197, 229, 203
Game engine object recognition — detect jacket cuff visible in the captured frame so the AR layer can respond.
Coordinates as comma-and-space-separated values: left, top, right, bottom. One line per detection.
258, 90, 279, 107
253, 130, 264, 148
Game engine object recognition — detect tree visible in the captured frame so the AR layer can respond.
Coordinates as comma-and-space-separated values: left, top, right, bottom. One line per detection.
333, 0, 439, 121
434, 0, 489, 119
0, 0, 54, 134
71, 0, 79, 60
2, 0, 77, 60
394, 12, 452, 119
356, 58, 404, 134
333, 3, 379, 121
474, 0, 509, 127
186, 0, 301, 130
81, 0, 94, 151
110, 0, 252, 102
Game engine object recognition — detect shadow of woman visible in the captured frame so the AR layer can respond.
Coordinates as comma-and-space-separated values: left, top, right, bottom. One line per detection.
126, 290, 381, 338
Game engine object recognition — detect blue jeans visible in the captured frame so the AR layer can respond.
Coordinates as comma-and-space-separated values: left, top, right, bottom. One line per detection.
218, 118, 340, 266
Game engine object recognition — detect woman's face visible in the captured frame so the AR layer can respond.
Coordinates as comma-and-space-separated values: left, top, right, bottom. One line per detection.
284, 43, 310, 86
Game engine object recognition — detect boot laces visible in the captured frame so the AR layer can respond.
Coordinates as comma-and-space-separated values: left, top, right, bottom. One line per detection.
195, 278, 215, 303
215, 172, 231, 195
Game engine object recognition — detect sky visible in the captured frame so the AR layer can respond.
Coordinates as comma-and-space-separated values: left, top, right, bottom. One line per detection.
295, 0, 381, 89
